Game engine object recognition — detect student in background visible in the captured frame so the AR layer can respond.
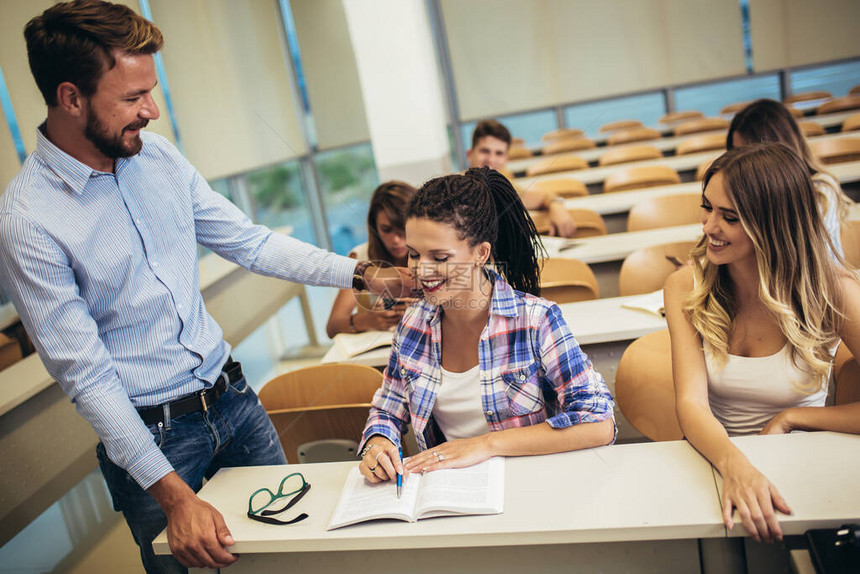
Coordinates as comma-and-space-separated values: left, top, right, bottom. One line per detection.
664, 144, 860, 545
467, 120, 578, 238
727, 98, 853, 257
358, 167, 615, 482
327, 181, 417, 337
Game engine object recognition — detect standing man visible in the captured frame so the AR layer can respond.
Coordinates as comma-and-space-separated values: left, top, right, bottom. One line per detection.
0, 1, 409, 572
467, 119, 577, 237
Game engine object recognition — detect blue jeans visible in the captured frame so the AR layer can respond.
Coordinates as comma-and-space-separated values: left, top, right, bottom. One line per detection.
97, 376, 286, 574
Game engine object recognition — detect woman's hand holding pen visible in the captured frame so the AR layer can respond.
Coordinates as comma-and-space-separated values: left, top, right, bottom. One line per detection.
360, 437, 406, 483
403, 435, 494, 474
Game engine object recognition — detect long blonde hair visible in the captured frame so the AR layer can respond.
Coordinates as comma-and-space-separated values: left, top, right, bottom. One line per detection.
686, 144, 844, 390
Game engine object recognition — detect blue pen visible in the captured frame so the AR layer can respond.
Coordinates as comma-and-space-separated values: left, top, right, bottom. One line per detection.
396, 445, 403, 498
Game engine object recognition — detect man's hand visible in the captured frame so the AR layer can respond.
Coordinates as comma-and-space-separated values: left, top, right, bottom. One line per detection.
148, 472, 238, 569
364, 265, 420, 299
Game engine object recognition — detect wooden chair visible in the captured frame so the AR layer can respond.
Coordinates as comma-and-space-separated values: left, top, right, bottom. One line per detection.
627, 193, 702, 232
675, 132, 726, 156
528, 177, 588, 198
720, 101, 751, 115
834, 343, 860, 406
607, 127, 662, 146
604, 165, 681, 193
695, 158, 715, 181
507, 146, 533, 160
598, 144, 662, 167
543, 137, 596, 155
817, 96, 860, 115
512, 137, 525, 145
786, 106, 804, 118
258, 364, 384, 464
539, 258, 599, 304
498, 167, 515, 181
798, 121, 826, 137
841, 113, 860, 133
615, 329, 683, 441
531, 208, 607, 238
659, 110, 704, 126
842, 219, 860, 268
526, 154, 588, 177
0, 333, 22, 372
673, 117, 730, 136
785, 90, 832, 105
599, 119, 643, 133
619, 240, 697, 296
851, 85, 860, 96
542, 128, 584, 141
809, 137, 860, 165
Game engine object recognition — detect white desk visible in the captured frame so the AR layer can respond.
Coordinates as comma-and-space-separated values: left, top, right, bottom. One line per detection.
154, 432, 860, 574
155, 440, 721, 573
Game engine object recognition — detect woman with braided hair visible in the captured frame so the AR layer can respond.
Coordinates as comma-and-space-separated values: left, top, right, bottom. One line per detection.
358, 167, 615, 482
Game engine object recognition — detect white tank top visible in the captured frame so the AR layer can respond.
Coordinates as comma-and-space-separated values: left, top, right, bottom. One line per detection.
434, 365, 490, 440
704, 341, 830, 436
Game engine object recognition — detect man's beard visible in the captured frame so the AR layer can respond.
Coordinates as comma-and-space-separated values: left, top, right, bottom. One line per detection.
85, 102, 147, 159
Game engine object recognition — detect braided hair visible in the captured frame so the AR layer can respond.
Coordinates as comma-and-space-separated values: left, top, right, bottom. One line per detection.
407, 167, 544, 295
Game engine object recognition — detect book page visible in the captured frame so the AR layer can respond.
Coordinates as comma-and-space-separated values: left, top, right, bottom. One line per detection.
333, 331, 394, 358
415, 457, 505, 519
327, 467, 422, 530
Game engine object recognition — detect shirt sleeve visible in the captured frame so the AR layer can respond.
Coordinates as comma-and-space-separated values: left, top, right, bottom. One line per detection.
538, 303, 616, 437
360, 324, 411, 449
153, 134, 355, 290
0, 213, 173, 489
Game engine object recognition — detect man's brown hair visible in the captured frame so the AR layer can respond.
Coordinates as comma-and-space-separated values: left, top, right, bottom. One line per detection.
25, 0, 164, 106
471, 119, 511, 149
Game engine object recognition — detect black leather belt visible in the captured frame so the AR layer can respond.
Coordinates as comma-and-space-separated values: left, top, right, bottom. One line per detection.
137, 358, 244, 426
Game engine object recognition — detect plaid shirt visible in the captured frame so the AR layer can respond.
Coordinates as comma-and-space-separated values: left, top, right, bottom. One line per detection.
362, 271, 615, 451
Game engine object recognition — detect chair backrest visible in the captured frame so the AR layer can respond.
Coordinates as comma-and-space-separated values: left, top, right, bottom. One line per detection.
615, 329, 683, 441
809, 137, 860, 165
542, 128, 584, 141
603, 165, 681, 193
785, 90, 832, 104
841, 113, 860, 133
659, 110, 704, 126
507, 145, 533, 160
673, 117, 730, 136
526, 154, 588, 177
834, 343, 860, 406
598, 144, 662, 167
539, 258, 599, 303
817, 95, 860, 115
619, 240, 697, 296
607, 127, 662, 146
695, 158, 715, 181
798, 120, 826, 138
543, 137, 596, 155
675, 132, 726, 156
258, 364, 384, 463
530, 208, 607, 238
851, 85, 860, 96
600, 119, 643, 133
512, 137, 525, 145
842, 219, 860, 268
627, 193, 701, 232
528, 177, 588, 198
720, 101, 751, 115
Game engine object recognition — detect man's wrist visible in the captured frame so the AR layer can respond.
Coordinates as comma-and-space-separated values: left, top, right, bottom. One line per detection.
147, 471, 196, 513
352, 260, 374, 291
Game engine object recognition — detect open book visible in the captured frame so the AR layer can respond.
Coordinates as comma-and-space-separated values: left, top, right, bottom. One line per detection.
327, 457, 505, 530
333, 330, 394, 358
621, 290, 665, 317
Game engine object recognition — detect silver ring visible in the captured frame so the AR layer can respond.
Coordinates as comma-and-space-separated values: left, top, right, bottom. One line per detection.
368, 463, 378, 472
432, 451, 439, 458
374, 451, 383, 462
437, 453, 445, 461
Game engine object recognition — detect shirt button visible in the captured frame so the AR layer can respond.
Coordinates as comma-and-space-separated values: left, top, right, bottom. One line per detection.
152, 261, 158, 267
400, 367, 406, 375
486, 410, 493, 416
135, 218, 141, 224
177, 304, 183, 310
519, 374, 526, 381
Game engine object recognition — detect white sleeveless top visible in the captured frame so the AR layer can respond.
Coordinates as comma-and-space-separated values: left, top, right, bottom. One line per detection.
704, 341, 830, 436
349, 242, 369, 261
434, 365, 490, 440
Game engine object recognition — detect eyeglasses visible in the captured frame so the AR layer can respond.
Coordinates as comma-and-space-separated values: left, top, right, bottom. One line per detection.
247, 472, 311, 525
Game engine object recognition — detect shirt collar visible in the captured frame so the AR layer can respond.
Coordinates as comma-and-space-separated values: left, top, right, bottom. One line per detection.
34, 122, 128, 195
424, 268, 520, 327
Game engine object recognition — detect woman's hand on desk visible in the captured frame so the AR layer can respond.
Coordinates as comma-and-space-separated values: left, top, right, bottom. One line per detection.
404, 435, 493, 474
759, 410, 795, 435
720, 457, 792, 543
360, 437, 406, 483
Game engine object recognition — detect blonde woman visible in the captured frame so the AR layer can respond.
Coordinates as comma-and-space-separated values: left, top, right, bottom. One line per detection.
664, 143, 860, 544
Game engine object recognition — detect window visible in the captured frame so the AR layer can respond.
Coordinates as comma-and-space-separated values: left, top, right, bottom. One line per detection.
244, 160, 316, 246
564, 92, 666, 137
674, 74, 781, 118
791, 60, 860, 99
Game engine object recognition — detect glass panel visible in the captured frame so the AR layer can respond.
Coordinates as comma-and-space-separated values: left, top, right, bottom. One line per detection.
564, 92, 666, 137
791, 60, 860, 99
244, 159, 316, 246
315, 142, 379, 256
674, 74, 781, 118
460, 108, 558, 155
